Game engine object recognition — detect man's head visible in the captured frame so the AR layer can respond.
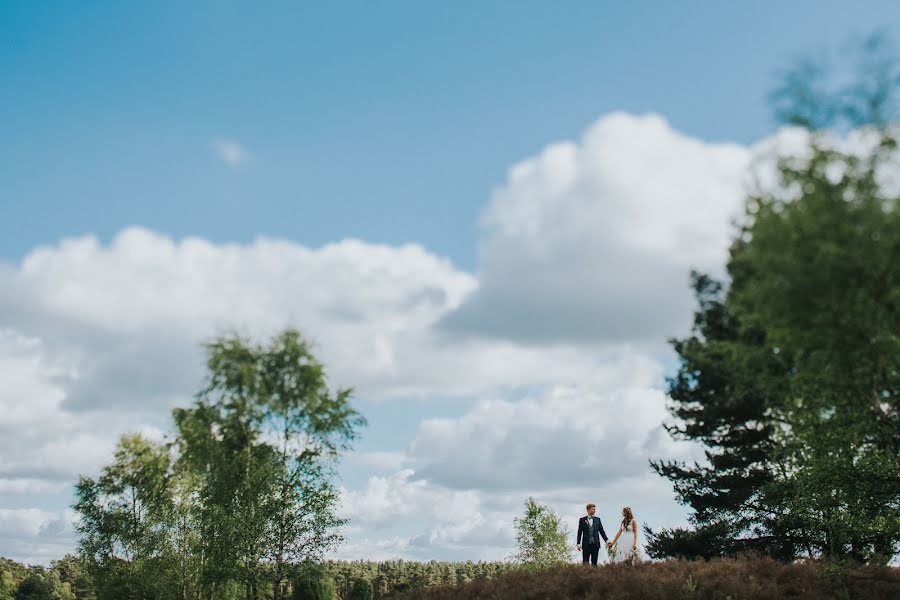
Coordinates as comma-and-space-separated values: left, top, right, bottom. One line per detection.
586, 503, 596, 516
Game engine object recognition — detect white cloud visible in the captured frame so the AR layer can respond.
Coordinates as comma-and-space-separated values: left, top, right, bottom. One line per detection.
442, 112, 753, 343
337, 472, 515, 560
349, 451, 409, 472
0, 331, 123, 485
407, 350, 696, 492
0, 228, 624, 561
333, 348, 703, 561
212, 138, 249, 166
5, 111, 822, 563
0, 508, 77, 564
0, 227, 625, 410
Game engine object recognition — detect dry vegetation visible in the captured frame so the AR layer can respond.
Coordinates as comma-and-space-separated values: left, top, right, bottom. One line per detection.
391, 555, 900, 600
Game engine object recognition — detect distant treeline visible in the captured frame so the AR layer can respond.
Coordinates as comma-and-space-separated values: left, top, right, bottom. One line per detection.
0, 555, 517, 599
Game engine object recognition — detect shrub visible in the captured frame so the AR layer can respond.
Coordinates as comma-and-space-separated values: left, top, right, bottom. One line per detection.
348, 577, 373, 600
292, 570, 335, 600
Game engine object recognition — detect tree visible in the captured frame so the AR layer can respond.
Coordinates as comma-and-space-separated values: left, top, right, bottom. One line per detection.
72, 328, 364, 599
74, 434, 176, 599
349, 577, 373, 600
650, 37, 900, 562
173, 329, 364, 600
730, 131, 900, 561
50, 556, 96, 600
648, 274, 789, 559
12, 572, 52, 600
511, 498, 572, 568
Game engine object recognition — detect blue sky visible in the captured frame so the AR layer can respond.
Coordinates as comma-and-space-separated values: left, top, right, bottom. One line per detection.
4, 1, 899, 267
2, 2, 899, 564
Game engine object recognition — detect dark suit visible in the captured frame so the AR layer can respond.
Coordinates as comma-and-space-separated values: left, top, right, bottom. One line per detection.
577, 515, 608, 565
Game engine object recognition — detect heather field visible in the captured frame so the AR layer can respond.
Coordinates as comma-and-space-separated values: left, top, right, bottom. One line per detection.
390, 556, 900, 600
4, 554, 899, 599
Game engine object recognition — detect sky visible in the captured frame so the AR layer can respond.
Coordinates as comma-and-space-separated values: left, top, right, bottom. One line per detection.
2, 1, 899, 564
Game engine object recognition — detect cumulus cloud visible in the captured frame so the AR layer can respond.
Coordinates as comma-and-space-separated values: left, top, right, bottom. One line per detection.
0, 508, 77, 565
442, 112, 753, 344
212, 138, 249, 166
333, 349, 703, 561
0, 228, 630, 561
337, 471, 515, 560
4, 111, 804, 563
0, 331, 122, 484
0, 227, 622, 412
407, 350, 694, 492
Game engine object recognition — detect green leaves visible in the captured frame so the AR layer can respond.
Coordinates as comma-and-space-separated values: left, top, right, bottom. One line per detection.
73, 328, 364, 599
652, 39, 900, 561
511, 498, 572, 568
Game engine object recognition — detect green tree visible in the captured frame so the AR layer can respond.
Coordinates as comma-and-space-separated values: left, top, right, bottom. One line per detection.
1, 569, 16, 600
348, 577, 372, 600
730, 131, 900, 561
73, 433, 176, 599
12, 571, 51, 600
50, 556, 96, 600
12, 568, 74, 600
650, 38, 900, 562
72, 328, 362, 598
511, 498, 572, 569
174, 329, 363, 600
648, 273, 788, 559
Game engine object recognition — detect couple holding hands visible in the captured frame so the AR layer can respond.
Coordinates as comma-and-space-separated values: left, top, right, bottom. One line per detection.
576, 503, 642, 565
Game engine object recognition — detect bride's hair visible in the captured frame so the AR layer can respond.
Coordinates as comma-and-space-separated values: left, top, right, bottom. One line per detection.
622, 506, 634, 527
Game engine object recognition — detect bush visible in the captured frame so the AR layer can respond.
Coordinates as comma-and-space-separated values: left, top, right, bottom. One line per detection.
13, 572, 52, 600
292, 570, 335, 600
348, 577, 372, 600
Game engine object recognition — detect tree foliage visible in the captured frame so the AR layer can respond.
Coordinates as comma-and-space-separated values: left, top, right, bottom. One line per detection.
650, 38, 900, 562
73, 329, 364, 600
511, 498, 572, 569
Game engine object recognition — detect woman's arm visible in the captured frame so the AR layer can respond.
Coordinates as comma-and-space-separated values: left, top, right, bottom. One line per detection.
631, 519, 638, 550
611, 525, 623, 545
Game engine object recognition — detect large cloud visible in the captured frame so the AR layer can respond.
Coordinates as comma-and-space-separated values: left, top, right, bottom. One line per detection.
0, 228, 617, 413
1, 112, 789, 563
407, 350, 691, 492
0, 508, 77, 565
334, 349, 702, 561
442, 112, 752, 343
0, 331, 126, 487
0, 227, 624, 562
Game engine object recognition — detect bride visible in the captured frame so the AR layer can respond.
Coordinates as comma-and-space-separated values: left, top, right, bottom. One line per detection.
606, 507, 642, 563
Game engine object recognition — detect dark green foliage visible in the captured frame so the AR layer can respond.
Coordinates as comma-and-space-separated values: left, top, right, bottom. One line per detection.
316, 560, 517, 598
649, 273, 787, 559
651, 37, 900, 562
291, 571, 334, 600
50, 556, 94, 600
348, 577, 372, 600
389, 556, 900, 600
12, 572, 52, 600
0, 560, 81, 600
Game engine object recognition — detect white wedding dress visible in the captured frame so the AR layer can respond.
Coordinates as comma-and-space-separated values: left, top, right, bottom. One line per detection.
610, 521, 642, 562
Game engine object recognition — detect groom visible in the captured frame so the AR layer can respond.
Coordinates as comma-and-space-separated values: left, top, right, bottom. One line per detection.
576, 503, 608, 565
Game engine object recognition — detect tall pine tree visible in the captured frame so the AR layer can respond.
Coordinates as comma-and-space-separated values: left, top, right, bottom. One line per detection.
649, 37, 900, 562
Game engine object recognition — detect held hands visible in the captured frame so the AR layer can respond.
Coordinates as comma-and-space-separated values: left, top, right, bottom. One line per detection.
606, 541, 613, 549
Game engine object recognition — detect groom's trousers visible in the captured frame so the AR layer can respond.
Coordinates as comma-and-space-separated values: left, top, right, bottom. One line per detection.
582, 542, 600, 565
